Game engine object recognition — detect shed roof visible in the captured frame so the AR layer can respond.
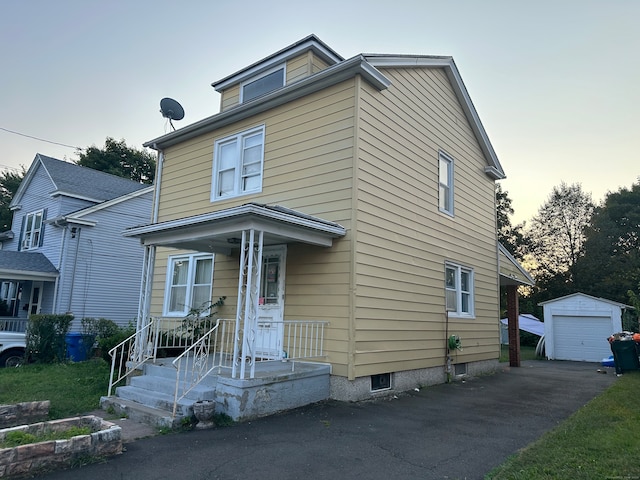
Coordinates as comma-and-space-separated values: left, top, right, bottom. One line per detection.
0, 251, 58, 280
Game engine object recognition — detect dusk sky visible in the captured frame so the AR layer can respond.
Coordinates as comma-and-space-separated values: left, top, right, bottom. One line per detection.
1, 0, 637, 224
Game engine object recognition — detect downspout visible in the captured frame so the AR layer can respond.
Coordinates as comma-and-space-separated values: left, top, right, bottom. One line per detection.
52, 223, 68, 314
67, 227, 81, 313
152, 147, 163, 223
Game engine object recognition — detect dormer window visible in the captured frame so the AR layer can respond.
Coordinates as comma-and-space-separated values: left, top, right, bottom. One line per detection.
240, 65, 285, 103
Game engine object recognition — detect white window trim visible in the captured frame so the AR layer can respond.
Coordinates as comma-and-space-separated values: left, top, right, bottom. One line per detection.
239, 63, 286, 103
445, 262, 475, 318
22, 209, 44, 251
438, 151, 454, 216
211, 125, 266, 202
163, 253, 214, 317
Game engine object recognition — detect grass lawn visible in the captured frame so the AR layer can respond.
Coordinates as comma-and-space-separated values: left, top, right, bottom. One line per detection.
0, 359, 110, 419
499, 344, 540, 362
486, 370, 640, 479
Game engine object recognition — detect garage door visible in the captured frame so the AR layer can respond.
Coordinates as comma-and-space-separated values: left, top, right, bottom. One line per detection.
552, 315, 614, 362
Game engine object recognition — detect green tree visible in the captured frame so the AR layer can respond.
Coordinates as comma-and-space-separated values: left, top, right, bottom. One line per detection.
496, 183, 527, 259
0, 168, 26, 231
576, 180, 640, 304
75, 137, 156, 184
526, 182, 594, 292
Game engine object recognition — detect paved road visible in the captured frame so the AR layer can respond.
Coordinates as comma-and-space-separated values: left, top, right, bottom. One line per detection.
40, 360, 616, 480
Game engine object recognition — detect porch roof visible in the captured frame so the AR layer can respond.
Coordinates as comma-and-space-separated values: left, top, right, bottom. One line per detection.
123, 203, 346, 254
0, 251, 59, 281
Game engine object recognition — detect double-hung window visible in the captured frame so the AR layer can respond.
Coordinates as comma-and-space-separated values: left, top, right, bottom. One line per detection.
438, 151, 454, 215
212, 125, 265, 201
164, 254, 214, 316
22, 210, 44, 250
445, 263, 474, 317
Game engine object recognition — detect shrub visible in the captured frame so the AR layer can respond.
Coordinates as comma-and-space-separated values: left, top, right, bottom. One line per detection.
26, 314, 73, 363
97, 323, 135, 363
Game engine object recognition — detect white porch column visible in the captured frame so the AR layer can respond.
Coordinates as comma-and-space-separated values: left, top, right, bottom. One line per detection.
232, 229, 263, 379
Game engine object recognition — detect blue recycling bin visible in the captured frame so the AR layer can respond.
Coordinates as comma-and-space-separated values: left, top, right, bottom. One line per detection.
65, 333, 93, 361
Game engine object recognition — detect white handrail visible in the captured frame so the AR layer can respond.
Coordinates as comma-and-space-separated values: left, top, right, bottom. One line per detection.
107, 319, 156, 396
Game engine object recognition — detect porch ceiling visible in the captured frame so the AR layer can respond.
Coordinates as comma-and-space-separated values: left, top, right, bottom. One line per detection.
123, 203, 346, 254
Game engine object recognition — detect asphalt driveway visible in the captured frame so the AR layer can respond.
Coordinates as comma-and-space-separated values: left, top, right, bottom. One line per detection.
40, 360, 616, 480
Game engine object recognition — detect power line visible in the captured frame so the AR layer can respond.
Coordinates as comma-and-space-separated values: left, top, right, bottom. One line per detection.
0, 126, 82, 150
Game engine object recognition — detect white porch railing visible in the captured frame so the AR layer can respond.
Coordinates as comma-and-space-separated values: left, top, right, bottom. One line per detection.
171, 319, 236, 417
0, 318, 28, 332
107, 316, 329, 416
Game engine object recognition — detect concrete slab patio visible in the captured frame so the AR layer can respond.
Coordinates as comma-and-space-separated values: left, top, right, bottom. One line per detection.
39, 360, 617, 480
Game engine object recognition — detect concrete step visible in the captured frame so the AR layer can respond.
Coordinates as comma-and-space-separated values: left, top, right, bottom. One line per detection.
115, 385, 198, 417
100, 396, 181, 430
129, 374, 217, 401
142, 362, 220, 387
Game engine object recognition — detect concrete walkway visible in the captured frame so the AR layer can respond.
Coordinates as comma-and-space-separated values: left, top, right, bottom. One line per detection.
40, 360, 616, 480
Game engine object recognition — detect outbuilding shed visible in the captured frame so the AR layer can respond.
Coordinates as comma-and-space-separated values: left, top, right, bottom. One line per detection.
540, 293, 630, 362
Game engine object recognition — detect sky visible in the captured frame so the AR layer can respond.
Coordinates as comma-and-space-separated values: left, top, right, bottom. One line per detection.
1, 0, 638, 224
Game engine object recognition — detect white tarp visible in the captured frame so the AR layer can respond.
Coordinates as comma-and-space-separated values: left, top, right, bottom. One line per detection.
500, 314, 544, 344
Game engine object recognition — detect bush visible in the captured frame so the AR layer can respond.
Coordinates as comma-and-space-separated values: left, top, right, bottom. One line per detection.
26, 314, 73, 363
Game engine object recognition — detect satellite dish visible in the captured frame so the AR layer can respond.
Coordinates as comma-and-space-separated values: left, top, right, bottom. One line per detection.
160, 97, 184, 131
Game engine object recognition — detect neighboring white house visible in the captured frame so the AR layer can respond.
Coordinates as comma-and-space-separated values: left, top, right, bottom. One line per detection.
0, 154, 153, 330
540, 293, 631, 362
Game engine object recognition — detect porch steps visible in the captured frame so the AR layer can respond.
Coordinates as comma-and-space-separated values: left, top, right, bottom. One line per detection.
100, 361, 217, 428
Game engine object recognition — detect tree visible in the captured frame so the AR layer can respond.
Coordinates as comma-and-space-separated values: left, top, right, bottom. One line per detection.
575, 180, 640, 304
0, 168, 26, 231
496, 183, 527, 259
75, 137, 156, 184
526, 182, 594, 291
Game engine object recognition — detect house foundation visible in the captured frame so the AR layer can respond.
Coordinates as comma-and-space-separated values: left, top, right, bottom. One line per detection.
329, 359, 500, 402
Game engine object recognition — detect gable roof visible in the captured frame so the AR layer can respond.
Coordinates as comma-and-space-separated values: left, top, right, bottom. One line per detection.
10, 154, 148, 209
498, 243, 535, 286
538, 292, 633, 309
364, 55, 505, 179
145, 35, 505, 179
46, 186, 154, 227
0, 250, 58, 280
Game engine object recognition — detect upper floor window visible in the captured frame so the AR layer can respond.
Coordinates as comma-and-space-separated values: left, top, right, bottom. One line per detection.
445, 263, 474, 317
22, 210, 44, 250
439, 151, 454, 215
241, 66, 285, 103
212, 125, 265, 201
164, 254, 214, 316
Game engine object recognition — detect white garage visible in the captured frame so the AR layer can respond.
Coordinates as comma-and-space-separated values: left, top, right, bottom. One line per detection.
541, 293, 630, 362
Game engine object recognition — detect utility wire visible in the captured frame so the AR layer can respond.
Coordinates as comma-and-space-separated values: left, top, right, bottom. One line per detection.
0, 126, 82, 150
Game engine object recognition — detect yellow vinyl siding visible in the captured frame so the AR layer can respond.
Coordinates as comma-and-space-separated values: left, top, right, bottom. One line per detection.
150, 79, 358, 376
311, 55, 329, 74
220, 85, 240, 112
286, 53, 310, 84
353, 68, 499, 378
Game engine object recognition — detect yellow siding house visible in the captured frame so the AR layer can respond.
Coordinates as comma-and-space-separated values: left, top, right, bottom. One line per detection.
116, 35, 513, 420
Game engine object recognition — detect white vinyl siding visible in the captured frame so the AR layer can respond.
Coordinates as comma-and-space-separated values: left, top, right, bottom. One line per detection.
211, 126, 265, 201
445, 263, 474, 317
439, 151, 454, 215
164, 253, 214, 316
22, 210, 44, 250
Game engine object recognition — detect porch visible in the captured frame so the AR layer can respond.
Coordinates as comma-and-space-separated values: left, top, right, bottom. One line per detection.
101, 317, 331, 426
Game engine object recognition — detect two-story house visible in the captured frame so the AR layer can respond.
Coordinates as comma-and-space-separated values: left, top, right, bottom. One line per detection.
0, 154, 153, 330
106, 35, 529, 423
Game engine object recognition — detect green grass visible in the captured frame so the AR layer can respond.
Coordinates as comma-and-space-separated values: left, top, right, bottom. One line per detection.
486, 371, 640, 479
1, 426, 92, 448
499, 344, 540, 362
0, 359, 110, 419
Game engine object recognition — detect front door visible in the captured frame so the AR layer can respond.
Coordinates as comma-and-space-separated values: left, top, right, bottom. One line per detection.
28, 282, 43, 316
256, 246, 286, 359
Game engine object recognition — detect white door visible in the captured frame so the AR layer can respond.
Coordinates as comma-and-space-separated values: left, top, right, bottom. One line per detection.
28, 282, 43, 316
256, 246, 286, 359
